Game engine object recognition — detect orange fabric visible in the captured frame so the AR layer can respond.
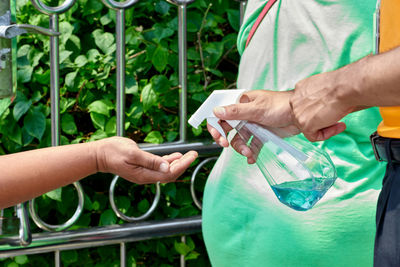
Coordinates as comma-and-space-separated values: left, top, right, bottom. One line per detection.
377, 0, 400, 138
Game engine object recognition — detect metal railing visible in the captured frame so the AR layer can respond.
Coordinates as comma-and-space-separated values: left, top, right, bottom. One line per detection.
0, 0, 248, 265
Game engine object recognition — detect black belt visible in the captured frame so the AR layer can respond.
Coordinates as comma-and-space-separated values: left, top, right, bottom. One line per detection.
370, 132, 400, 163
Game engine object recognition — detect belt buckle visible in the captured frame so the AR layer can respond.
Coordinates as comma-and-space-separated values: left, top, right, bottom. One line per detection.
370, 132, 383, 162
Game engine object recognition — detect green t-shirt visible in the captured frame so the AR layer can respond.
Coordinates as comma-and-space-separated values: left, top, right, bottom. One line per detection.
202, 0, 386, 266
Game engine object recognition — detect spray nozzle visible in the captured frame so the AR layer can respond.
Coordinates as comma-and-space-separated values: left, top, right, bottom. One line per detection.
188, 89, 247, 139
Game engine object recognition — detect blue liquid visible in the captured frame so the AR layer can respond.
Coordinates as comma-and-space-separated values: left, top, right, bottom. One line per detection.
271, 177, 336, 211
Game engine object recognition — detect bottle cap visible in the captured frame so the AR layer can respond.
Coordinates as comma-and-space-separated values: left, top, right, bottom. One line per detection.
188, 89, 247, 139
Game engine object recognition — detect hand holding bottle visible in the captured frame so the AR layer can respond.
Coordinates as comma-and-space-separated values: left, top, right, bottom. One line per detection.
207, 90, 299, 163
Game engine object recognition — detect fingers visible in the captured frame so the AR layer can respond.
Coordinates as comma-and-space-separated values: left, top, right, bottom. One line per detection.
131, 151, 198, 184
207, 122, 230, 147
162, 152, 183, 163
230, 134, 254, 161
213, 102, 255, 121
131, 149, 170, 173
304, 122, 346, 142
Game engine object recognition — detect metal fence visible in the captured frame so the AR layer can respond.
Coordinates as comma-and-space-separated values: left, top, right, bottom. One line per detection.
0, 0, 247, 265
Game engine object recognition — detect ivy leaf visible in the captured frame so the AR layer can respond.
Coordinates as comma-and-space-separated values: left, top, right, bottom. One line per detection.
105, 116, 116, 136
0, 98, 11, 117
90, 113, 106, 130
60, 50, 73, 64
174, 241, 191, 256
126, 76, 138, 95
99, 209, 117, 226
93, 29, 115, 54
83, 0, 104, 16
138, 199, 150, 213
151, 75, 170, 93
185, 251, 200, 260
17, 66, 33, 83
65, 71, 78, 89
74, 55, 88, 68
14, 255, 28, 265
155, 1, 171, 15
152, 46, 168, 72
192, 126, 202, 137
141, 84, 157, 112
45, 188, 62, 202
61, 113, 78, 135
144, 131, 164, 144
61, 250, 78, 265
13, 100, 32, 121
8, 122, 22, 145
88, 100, 113, 116
24, 109, 46, 140
166, 131, 178, 142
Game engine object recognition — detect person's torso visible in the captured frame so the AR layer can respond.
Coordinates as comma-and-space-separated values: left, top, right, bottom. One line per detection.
202, 1, 387, 266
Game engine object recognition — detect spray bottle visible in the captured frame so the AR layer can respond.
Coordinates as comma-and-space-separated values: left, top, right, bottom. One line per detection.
189, 89, 337, 211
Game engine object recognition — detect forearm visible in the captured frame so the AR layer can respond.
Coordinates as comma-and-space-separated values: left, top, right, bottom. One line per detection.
0, 142, 98, 208
338, 46, 400, 108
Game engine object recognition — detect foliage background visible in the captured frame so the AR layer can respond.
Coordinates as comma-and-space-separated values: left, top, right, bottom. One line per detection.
0, 0, 240, 265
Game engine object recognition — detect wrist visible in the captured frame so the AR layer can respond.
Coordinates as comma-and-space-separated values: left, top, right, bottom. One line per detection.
89, 140, 105, 173
335, 56, 372, 110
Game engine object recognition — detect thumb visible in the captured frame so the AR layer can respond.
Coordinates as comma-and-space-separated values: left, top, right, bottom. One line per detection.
131, 150, 170, 173
213, 102, 255, 121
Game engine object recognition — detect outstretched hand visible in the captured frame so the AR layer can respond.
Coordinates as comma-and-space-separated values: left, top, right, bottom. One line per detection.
94, 137, 198, 184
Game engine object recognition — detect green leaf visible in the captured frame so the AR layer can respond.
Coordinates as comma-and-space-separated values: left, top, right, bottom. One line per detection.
61, 250, 78, 264
60, 98, 76, 114
45, 188, 62, 202
144, 131, 164, 144
152, 46, 169, 72
192, 126, 202, 137
141, 84, 157, 112
65, 71, 78, 89
74, 55, 88, 67
24, 110, 46, 140
13, 100, 32, 121
155, 1, 170, 15
61, 113, 78, 135
126, 76, 138, 95
17, 66, 33, 83
6, 262, 18, 267
60, 50, 73, 64
87, 49, 101, 63
89, 129, 108, 141
8, 122, 22, 145
93, 29, 115, 54
151, 75, 170, 93
185, 251, 200, 260
0, 98, 11, 117
166, 131, 178, 142
88, 100, 113, 116
99, 209, 117, 226
105, 116, 116, 136
138, 199, 150, 213
90, 113, 106, 130
14, 255, 28, 265
174, 241, 191, 256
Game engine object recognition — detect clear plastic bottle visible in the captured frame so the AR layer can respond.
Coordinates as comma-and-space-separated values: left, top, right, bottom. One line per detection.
235, 121, 337, 211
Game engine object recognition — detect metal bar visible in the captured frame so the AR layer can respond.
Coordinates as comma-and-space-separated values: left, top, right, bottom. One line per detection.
116, 8, 125, 137
0, 216, 202, 257
49, 14, 60, 146
55, 250, 60, 267
120, 242, 126, 267
239, 0, 247, 26
178, 4, 187, 142
180, 235, 186, 267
